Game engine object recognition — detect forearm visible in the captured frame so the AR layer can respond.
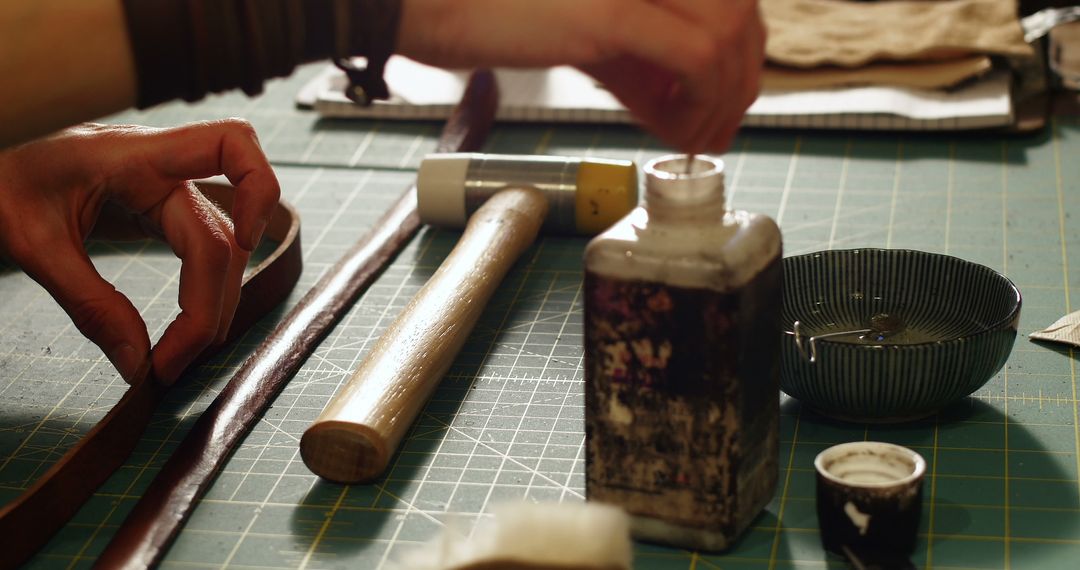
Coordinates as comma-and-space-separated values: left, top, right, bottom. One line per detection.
1, 0, 403, 150
0, 0, 136, 149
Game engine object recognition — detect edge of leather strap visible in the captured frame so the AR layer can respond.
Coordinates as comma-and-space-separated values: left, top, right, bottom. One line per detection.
199, 182, 304, 341
0, 186, 302, 570
93, 69, 499, 569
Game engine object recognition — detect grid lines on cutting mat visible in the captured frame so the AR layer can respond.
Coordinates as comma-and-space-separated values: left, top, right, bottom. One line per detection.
3, 88, 1080, 568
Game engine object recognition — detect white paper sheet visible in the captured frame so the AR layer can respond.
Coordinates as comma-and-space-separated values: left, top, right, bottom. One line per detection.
301, 56, 1014, 131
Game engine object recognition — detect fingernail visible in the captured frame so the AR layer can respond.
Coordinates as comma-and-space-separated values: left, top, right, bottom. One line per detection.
110, 344, 148, 385
250, 217, 268, 249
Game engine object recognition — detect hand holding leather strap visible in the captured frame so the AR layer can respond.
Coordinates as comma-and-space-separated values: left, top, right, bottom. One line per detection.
0, 183, 303, 570
93, 69, 499, 569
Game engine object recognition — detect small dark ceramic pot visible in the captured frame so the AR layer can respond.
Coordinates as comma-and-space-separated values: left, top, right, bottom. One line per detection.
815, 442, 926, 560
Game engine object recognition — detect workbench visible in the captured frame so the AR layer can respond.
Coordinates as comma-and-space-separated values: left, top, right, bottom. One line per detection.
1, 65, 1077, 569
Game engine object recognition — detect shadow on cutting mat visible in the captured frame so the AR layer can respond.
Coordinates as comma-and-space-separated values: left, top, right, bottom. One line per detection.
782, 395, 1079, 569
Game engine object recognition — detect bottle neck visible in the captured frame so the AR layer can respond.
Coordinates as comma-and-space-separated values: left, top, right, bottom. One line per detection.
643, 154, 727, 218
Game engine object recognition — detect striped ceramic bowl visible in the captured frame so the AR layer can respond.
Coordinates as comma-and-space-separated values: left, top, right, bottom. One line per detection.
781, 249, 1021, 422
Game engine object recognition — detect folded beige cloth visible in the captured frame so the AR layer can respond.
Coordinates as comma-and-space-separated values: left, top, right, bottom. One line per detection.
763, 56, 993, 90
763, 0, 1034, 69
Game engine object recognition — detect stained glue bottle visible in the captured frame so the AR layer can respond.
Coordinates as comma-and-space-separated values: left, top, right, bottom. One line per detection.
583, 154, 783, 551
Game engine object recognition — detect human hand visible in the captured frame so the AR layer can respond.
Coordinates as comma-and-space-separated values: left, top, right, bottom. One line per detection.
396, 0, 765, 153
0, 120, 280, 385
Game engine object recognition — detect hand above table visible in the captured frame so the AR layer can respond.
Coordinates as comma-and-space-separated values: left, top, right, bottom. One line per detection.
0, 120, 280, 385
0, 0, 765, 384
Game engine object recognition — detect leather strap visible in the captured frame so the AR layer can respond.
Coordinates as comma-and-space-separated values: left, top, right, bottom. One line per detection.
94, 69, 499, 569
0, 184, 303, 569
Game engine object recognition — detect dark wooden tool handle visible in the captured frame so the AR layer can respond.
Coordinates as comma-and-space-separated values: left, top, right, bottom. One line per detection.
0, 183, 303, 570
93, 69, 499, 569
301, 188, 549, 483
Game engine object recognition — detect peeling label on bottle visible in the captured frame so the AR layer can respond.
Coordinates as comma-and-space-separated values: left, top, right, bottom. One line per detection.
583, 260, 781, 540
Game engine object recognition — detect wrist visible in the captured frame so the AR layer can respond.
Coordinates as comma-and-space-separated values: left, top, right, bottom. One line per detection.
332, 0, 403, 104
121, 0, 402, 109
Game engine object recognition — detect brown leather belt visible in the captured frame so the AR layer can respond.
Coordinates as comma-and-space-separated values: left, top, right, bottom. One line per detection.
0, 182, 303, 569
93, 70, 498, 569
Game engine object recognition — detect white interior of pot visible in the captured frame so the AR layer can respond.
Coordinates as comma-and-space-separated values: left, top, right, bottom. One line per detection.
815, 441, 926, 488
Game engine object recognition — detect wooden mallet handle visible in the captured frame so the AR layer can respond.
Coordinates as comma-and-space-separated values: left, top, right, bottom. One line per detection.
300, 187, 549, 483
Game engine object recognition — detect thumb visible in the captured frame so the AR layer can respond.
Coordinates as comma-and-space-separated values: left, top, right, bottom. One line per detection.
24, 243, 152, 385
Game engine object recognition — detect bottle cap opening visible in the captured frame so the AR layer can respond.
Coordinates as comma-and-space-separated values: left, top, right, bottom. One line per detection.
645, 154, 724, 180
644, 154, 725, 204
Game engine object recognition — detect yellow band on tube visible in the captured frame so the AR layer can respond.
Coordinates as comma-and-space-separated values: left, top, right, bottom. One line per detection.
575, 159, 639, 234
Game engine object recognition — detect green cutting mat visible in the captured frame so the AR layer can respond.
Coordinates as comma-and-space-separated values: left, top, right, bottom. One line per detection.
1, 67, 1078, 569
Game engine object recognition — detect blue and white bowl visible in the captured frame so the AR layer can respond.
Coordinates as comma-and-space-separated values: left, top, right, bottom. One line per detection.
781, 249, 1021, 422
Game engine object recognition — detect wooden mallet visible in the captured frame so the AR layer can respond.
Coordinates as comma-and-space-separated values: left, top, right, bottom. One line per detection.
300, 153, 638, 483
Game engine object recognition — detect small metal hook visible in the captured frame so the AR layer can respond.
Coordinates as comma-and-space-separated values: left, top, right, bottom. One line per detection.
789, 321, 872, 364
